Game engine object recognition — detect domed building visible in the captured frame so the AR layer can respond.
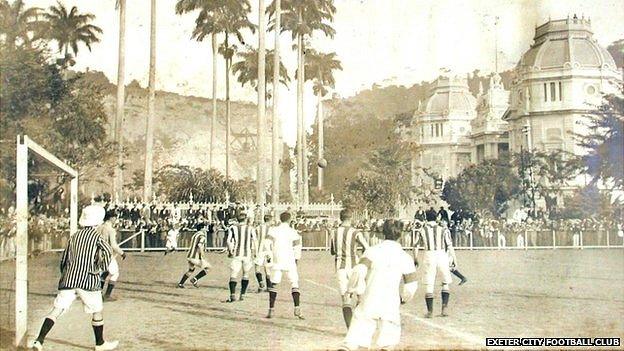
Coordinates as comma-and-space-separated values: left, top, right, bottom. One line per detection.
411, 75, 477, 186
470, 73, 510, 163
504, 16, 621, 155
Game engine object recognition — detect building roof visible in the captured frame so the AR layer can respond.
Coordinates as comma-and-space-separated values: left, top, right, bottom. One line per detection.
518, 17, 617, 71
422, 75, 476, 116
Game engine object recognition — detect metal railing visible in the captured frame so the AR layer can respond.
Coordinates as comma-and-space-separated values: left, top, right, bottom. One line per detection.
1, 228, 622, 260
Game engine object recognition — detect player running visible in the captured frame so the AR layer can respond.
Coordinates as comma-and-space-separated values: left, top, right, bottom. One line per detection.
339, 219, 418, 350
99, 209, 126, 301
225, 213, 257, 302
413, 210, 458, 318
261, 211, 304, 319
165, 223, 180, 255
330, 209, 369, 328
177, 223, 211, 288
254, 214, 273, 293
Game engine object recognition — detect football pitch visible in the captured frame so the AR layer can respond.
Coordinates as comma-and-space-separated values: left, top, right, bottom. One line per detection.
1, 249, 623, 350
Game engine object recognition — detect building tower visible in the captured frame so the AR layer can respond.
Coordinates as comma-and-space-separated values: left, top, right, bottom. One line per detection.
411, 75, 477, 187
470, 73, 510, 163
504, 16, 620, 155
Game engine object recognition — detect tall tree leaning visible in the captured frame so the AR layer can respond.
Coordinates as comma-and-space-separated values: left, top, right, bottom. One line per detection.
143, 0, 157, 202
268, 0, 336, 204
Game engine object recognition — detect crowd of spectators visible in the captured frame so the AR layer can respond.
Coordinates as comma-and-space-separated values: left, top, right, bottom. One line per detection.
2, 201, 622, 259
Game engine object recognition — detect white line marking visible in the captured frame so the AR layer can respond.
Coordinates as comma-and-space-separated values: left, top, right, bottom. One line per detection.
403, 312, 484, 346
305, 278, 338, 293
305, 278, 484, 347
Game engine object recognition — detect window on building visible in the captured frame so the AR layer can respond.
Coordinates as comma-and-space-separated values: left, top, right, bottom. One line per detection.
435, 123, 439, 137
543, 83, 548, 102
550, 82, 556, 101
558, 82, 563, 101
440, 123, 444, 137
430, 124, 434, 137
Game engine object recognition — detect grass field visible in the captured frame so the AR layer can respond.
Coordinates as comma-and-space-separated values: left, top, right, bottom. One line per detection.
1, 248, 623, 350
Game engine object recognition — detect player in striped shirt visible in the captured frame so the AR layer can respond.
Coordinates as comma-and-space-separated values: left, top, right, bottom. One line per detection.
330, 209, 369, 328
254, 214, 273, 293
225, 212, 257, 302
31, 205, 118, 351
177, 223, 211, 288
412, 210, 458, 318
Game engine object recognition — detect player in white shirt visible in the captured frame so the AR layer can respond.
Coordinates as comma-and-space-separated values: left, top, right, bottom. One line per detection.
260, 211, 304, 319
339, 219, 418, 350
165, 223, 180, 255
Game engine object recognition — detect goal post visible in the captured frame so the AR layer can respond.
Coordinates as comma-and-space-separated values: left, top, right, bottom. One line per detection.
14, 135, 78, 347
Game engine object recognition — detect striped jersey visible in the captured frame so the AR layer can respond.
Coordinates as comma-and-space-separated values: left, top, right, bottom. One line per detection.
187, 230, 206, 259
413, 222, 453, 251
255, 224, 270, 256
227, 224, 257, 258
330, 226, 369, 270
58, 227, 113, 291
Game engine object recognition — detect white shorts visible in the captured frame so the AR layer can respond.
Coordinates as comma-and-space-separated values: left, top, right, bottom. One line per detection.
269, 266, 299, 289
54, 289, 103, 314
422, 251, 452, 292
230, 257, 253, 278
344, 314, 401, 349
337, 268, 353, 295
107, 258, 120, 281
188, 258, 211, 270
166, 238, 178, 249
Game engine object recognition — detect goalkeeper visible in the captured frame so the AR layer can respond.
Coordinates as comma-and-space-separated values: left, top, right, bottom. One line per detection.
339, 219, 418, 351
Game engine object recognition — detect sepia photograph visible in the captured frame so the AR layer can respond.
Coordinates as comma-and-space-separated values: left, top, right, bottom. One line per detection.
0, 0, 623, 350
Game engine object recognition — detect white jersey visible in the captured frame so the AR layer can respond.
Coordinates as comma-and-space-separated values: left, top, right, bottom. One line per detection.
266, 223, 302, 270
166, 229, 179, 246
355, 240, 417, 323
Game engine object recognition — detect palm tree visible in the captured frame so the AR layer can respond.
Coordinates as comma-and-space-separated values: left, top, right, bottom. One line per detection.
176, 0, 255, 180
232, 44, 290, 206
0, 0, 45, 49
231, 47, 290, 96
268, 0, 336, 204
175, 0, 221, 170
270, 0, 281, 206
44, 1, 102, 64
303, 49, 341, 191
113, 0, 126, 201
143, 0, 157, 202
257, 0, 267, 207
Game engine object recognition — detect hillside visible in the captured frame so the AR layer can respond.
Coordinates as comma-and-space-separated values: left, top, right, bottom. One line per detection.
80, 71, 280, 196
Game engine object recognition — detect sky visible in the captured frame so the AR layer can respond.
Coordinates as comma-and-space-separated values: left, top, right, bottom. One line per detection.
24, 0, 624, 145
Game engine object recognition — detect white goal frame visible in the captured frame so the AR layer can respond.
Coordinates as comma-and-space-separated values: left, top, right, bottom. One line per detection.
14, 135, 78, 347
